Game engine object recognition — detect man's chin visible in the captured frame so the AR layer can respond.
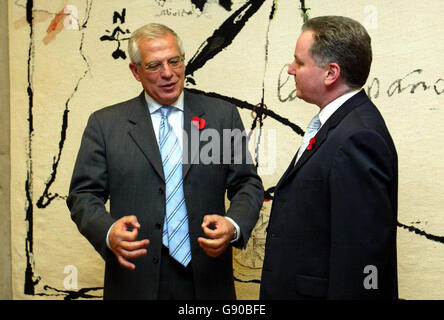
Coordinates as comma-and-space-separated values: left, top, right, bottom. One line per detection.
158, 93, 180, 105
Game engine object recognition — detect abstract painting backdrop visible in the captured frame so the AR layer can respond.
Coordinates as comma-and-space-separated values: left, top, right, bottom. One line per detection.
8, 0, 444, 299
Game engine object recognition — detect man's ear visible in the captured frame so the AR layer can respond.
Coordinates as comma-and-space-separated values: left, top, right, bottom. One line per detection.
324, 62, 341, 86
129, 63, 142, 82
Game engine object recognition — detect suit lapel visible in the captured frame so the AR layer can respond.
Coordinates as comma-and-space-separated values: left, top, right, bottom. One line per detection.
127, 91, 165, 181
278, 89, 369, 187
182, 89, 205, 179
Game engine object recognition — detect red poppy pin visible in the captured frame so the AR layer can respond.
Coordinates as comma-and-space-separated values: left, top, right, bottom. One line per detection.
307, 137, 316, 150
192, 116, 206, 130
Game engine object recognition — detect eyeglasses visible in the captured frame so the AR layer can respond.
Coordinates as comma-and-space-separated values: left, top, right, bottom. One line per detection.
142, 56, 184, 73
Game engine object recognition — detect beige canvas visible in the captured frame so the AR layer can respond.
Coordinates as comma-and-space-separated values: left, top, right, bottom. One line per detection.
9, 0, 444, 299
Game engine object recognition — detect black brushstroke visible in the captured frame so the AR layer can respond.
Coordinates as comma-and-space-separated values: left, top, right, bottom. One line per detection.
20, 0, 94, 297
191, 0, 233, 12
186, 88, 305, 135
100, 26, 130, 41
24, 0, 36, 296
26, 1, 34, 135
249, 0, 278, 167
80, 0, 93, 30
398, 222, 444, 244
37, 5, 92, 209
25, 0, 33, 24
300, 0, 310, 22
100, 26, 131, 60
14, 0, 70, 17
36, 22, 90, 209
112, 45, 127, 60
185, 0, 266, 79
42, 285, 103, 300
100, 9, 131, 60
184, 0, 305, 172
191, 0, 206, 11
113, 8, 125, 24
234, 276, 261, 284
218, 0, 233, 11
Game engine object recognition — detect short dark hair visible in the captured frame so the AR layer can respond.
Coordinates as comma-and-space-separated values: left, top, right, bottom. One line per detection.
302, 16, 372, 88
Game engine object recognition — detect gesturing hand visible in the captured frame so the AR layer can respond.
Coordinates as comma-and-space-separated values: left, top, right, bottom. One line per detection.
197, 214, 236, 258
109, 215, 150, 270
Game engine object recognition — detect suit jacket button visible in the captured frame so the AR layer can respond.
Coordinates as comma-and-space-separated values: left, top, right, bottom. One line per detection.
153, 257, 159, 264
155, 222, 162, 229
159, 187, 164, 195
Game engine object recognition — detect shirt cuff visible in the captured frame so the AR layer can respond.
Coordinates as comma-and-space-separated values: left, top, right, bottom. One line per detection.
106, 222, 115, 249
225, 217, 240, 243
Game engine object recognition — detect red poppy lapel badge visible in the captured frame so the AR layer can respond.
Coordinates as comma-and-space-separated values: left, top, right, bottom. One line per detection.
192, 116, 206, 130
307, 137, 316, 150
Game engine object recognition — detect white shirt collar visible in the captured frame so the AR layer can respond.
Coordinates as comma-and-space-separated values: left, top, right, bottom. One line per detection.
318, 90, 360, 127
144, 91, 184, 114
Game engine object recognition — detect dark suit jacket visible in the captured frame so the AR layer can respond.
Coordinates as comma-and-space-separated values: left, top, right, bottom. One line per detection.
260, 90, 398, 300
67, 89, 264, 299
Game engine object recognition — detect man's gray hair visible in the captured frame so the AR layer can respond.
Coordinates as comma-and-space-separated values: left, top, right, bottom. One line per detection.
128, 23, 184, 64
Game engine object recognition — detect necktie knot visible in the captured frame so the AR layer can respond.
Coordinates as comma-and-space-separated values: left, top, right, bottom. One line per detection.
160, 106, 172, 119
308, 114, 321, 131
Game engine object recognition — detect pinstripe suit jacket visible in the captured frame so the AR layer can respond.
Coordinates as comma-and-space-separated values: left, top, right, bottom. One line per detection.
67, 89, 263, 299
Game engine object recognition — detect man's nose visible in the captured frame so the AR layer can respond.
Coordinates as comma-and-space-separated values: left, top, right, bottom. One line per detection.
288, 62, 296, 75
160, 63, 173, 77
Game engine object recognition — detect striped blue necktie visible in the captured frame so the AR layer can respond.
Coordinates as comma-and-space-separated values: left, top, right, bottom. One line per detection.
159, 106, 191, 267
